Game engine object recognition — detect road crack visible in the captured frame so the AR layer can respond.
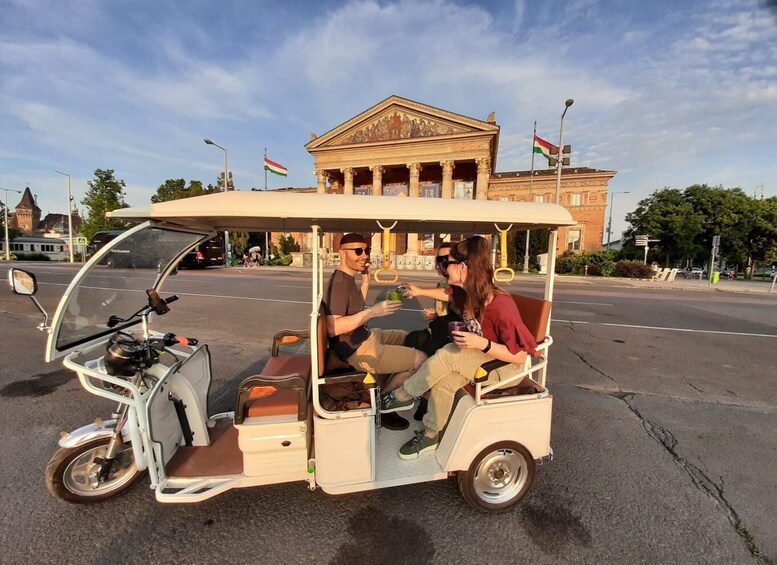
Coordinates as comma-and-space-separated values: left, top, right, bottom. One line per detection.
621, 394, 767, 563
568, 347, 621, 390
688, 382, 705, 395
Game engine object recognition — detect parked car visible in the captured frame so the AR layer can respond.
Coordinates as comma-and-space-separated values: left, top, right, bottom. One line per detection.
178, 236, 225, 269
753, 266, 776, 280
681, 267, 706, 279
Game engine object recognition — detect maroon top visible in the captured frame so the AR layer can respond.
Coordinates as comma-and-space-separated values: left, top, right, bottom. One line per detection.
449, 288, 537, 356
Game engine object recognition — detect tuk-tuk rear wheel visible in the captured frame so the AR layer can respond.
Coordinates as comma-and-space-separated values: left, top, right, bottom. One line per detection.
458, 441, 535, 512
46, 438, 145, 504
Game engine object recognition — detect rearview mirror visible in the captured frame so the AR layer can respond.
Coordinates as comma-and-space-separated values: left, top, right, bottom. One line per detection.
8, 268, 37, 296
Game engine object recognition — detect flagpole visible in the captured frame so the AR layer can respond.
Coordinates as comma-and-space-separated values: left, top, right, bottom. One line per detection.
264, 147, 269, 262
524, 122, 537, 274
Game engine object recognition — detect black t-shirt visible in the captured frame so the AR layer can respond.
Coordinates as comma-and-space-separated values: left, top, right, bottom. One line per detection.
324, 270, 370, 358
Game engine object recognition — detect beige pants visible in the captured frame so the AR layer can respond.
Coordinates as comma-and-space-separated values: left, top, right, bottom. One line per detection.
401, 342, 515, 433
347, 328, 414, 375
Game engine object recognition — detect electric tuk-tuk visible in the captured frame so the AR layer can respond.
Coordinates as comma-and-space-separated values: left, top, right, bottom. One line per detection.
8, 191, 573, 512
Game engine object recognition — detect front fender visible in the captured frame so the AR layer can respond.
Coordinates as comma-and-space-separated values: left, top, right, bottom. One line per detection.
58, 419, 121, 448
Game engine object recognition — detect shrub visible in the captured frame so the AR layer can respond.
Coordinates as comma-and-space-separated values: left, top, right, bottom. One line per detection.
555, 250, 618, 276
268, 254, 294, 266
13, 253, 50, 261
278, 235, 300, 255
614, 261, 653, 279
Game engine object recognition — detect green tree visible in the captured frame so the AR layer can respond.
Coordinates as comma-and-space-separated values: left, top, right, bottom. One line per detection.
278, 234, 300, 255
151, 179, 221, 203
1, 202, 22, 241
230, 232, 249, 256
80, 169, 129, 242
626, 188, 703, 266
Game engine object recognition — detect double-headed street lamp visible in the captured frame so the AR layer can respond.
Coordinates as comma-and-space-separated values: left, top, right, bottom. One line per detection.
204, 138, 231, 264
54, 170, 75, 263
606, 191, 631, 251
2, 187, 22, 261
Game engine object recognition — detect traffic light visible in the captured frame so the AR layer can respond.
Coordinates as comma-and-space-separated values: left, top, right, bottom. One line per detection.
227, 172, 234, 190
562, 144, 571, 166
548, 144, 572, 167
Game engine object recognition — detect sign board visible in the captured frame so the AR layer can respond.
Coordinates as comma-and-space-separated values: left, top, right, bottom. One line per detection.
712, 235, 721, 247
635, 235, 649, 247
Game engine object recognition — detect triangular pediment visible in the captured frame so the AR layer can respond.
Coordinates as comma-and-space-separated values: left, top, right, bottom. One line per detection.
307, 95, 498, 150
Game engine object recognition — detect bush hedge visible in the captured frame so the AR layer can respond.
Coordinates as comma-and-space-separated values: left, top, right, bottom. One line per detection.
11, 253, 50, 261
613, 261, 653, 279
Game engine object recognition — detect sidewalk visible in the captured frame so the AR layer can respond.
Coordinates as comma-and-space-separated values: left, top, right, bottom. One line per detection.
224, 265, 776, 295
526, 272, 776, 295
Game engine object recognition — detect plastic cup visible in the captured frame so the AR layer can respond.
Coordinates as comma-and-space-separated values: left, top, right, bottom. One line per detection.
448, 321, 467, 338
388, 291, 403, 301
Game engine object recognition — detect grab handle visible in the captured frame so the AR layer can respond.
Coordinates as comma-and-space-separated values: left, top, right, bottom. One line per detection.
373, 221, 398, 284
493, 224, 515, 283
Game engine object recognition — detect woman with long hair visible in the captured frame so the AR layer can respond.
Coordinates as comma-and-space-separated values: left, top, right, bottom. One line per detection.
381, 236, 538, 459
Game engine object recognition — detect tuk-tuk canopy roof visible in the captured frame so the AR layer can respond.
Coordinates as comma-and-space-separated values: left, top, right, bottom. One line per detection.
109, 191, 575, 233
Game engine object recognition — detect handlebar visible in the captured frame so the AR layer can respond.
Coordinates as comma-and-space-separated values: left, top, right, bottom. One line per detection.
164, 294, 179, 305
160, 333, 198, 347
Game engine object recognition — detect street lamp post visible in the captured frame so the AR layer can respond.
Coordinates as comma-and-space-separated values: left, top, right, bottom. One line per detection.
545, 99, 574, 306
55, 171, 75, 263
553, 98, 574, 205
2, 187, 22, 261
606, 191, 631, 251
204, 138, 231, 265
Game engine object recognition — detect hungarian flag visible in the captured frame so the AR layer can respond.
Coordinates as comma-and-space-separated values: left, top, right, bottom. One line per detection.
264, 156, 288, 177
533, 135, 557, 163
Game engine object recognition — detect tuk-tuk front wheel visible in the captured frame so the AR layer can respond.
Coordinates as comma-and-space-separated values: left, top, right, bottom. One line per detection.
46, 438, 145, 503
458, 441, 535, 512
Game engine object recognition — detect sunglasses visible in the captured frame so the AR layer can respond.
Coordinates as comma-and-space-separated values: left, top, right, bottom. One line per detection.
435, 255, 448, 265
442, 259, 465, 268
341, 247, 371, 256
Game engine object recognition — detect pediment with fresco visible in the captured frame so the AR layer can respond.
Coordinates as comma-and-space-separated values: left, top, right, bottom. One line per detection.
307, 96, 498, 150
332, 109, 470, 145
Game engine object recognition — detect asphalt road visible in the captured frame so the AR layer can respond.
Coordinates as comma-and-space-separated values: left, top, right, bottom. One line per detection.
1, 263, 776, 565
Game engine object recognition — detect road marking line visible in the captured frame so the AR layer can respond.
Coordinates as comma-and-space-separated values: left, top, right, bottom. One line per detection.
553, 318, 777, 338
39, 283, 310, 305
600, 322, 777, 338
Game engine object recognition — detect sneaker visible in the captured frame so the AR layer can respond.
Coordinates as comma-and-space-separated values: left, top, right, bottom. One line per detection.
380, 412, 409, 431
399, 431, 439, 460
379, 390, 415, 414
413, 397, 428, 421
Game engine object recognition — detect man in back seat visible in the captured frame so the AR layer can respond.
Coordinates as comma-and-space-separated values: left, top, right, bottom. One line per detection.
325, 233, 427, 430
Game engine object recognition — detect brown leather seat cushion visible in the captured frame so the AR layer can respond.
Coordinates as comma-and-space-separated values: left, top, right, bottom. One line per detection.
242, 355, 311, 419
258, 355, 311, 381
246, 388, 301, 418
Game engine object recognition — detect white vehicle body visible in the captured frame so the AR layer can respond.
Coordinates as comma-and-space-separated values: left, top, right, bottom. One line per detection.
37, 191, 574, 508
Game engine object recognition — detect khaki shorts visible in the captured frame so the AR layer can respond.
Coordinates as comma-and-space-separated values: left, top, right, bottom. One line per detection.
347, 328, 414, 375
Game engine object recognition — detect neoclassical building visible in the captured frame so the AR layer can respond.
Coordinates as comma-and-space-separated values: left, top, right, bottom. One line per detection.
294, 96, 615, 258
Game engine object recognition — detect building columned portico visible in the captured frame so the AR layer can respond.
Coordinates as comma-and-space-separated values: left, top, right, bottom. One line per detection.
306, 96, 498, 260
290, 95, 616, 263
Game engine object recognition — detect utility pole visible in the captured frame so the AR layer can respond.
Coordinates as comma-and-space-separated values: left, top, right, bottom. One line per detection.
2, 187, 22, 261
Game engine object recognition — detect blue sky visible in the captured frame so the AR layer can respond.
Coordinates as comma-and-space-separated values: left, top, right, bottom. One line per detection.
1, 0, 775, 239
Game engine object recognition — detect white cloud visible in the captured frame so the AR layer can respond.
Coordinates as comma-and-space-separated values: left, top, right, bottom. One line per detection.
0, 0, 775, 232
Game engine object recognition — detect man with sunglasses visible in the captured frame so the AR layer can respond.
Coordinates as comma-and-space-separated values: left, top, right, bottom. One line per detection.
324, 233, 427, 429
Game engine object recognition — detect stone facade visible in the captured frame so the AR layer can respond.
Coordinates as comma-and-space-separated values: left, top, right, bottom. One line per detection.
489, 167, 616, 254
288, 96, 616, 260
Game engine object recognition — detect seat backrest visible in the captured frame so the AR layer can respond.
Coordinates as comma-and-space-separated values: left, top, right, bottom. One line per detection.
511, 293, 552, 343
